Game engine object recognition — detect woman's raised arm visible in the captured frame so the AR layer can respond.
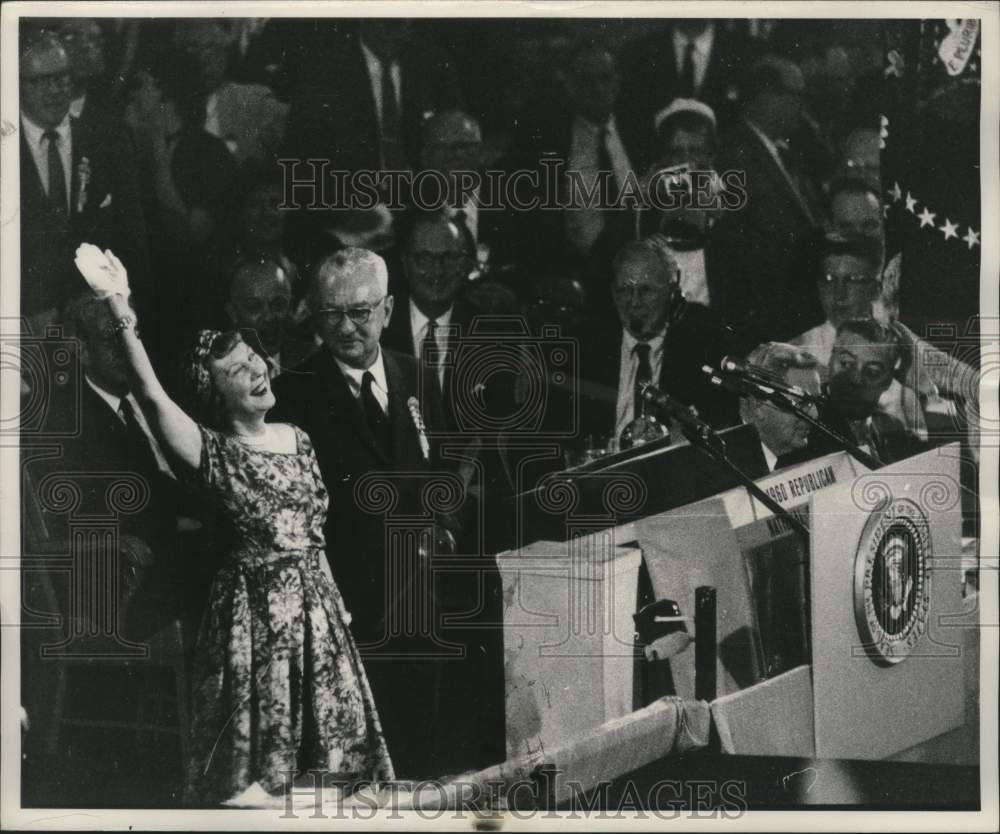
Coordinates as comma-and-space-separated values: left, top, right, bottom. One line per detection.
76, 245, 202, 471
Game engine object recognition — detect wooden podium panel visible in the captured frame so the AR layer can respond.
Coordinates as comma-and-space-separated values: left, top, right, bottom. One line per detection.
633, 451, 860, 700
496, 536, 642, 760
810, 445, 966, 759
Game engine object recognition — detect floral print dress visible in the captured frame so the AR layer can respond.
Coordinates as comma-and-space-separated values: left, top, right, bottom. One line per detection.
184, 425, 394, 804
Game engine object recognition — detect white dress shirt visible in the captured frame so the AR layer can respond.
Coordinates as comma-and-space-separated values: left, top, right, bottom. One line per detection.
86, 376, 174, 476
409, 300, 453, 387
361, 40, 402, 129
793, 319, 929, 439
673, 24, 715, 93
566, 115, 633, 255
615, 329, 666, 440
21, 111, 72, 210
761, 442, 779, 473
335, 349, 389, 414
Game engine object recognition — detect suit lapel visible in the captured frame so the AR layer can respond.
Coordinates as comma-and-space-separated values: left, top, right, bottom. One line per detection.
382, 294, 415, 357
384, 350, 421, 468
319, 349, 391, 466
19, 130, 46, 208
744, 122, 814, 226
70, 118, 85, 215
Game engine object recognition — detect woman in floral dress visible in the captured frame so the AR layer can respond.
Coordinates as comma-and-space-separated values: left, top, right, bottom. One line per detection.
73, 245, 394, 804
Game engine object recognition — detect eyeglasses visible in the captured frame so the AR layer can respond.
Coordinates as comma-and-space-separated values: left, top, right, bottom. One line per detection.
22, 71, 72, 89
408, 252, 470, 272
818, 272, 878, 286
613, 279, 678, 303
316, 296, 387, 326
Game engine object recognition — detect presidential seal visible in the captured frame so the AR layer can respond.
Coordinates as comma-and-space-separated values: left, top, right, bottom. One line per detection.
853, 498, 932, 665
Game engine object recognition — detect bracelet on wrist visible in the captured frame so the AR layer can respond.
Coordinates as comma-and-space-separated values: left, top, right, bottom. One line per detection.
113, 315, 137, 335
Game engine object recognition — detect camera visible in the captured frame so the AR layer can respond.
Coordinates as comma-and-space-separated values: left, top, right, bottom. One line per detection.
3, 321, 81, 439
424, 317, 579, 439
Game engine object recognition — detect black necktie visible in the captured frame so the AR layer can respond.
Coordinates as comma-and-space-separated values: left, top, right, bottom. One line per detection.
422, 319, 445, 395
633, 343, 652, 420
43, 129, 68, 216
118, 398, 158, 475
682, 40, 697, 97
361, 371, 391, 452
379, 58, 404, 170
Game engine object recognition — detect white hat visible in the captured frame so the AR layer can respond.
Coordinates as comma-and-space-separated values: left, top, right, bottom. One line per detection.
653, 98, 717, 135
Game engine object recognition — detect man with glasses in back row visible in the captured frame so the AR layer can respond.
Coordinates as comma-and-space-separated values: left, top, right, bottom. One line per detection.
19, 28, 149, 330
269, 247, 459, 781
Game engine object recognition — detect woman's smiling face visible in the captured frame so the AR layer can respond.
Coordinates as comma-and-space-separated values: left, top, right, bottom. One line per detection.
208, 337, 275, 422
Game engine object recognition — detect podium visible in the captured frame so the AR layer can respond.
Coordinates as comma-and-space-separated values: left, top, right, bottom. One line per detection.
497, 443, 970, 763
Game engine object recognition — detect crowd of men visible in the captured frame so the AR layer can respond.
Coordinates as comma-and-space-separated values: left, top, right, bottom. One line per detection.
18, 17, 977, 805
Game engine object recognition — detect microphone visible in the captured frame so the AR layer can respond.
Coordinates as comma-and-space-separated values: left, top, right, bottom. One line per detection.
718, 355, 817, 402
638, 382, 720, 446
702, 365, 770, 398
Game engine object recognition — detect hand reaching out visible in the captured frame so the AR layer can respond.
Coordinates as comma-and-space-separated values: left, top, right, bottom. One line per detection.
74, 244, 131, 301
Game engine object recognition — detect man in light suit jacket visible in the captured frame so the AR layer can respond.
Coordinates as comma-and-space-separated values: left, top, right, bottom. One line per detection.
19, 31, 150, 326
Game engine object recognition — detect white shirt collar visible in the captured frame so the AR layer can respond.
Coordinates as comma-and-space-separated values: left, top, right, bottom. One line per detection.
86, 375, 125, 416
20, 111, 70, 147
622, 327, 666, 357
361, 39, 394, 70
674, 24, 714, 55
410, 299, 453, 344
334, 347, 389, 400
573, 113, 621, 138
761, 442, 779, 472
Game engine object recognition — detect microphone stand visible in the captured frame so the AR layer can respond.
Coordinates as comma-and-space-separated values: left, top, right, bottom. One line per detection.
643, 392, 810, 544
705, 367, 884, 471
756, 388, 883, 471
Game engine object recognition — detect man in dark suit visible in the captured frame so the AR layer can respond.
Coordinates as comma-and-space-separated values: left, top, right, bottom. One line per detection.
224, 255, 315, 378
282, 21, 462, 266
736, 342, 824, 472
28, 293, 188, 638
711, 56, 825, 346
617, 20, 751, 169
381, 215, 475, 421
509, 40, 636, 295
270, 247, 461, 778
577, 237, 740, 449
817, 318, 927, 466
416, 109, 518, 276
19, 31, 150, 328
53, 18, 116, 130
